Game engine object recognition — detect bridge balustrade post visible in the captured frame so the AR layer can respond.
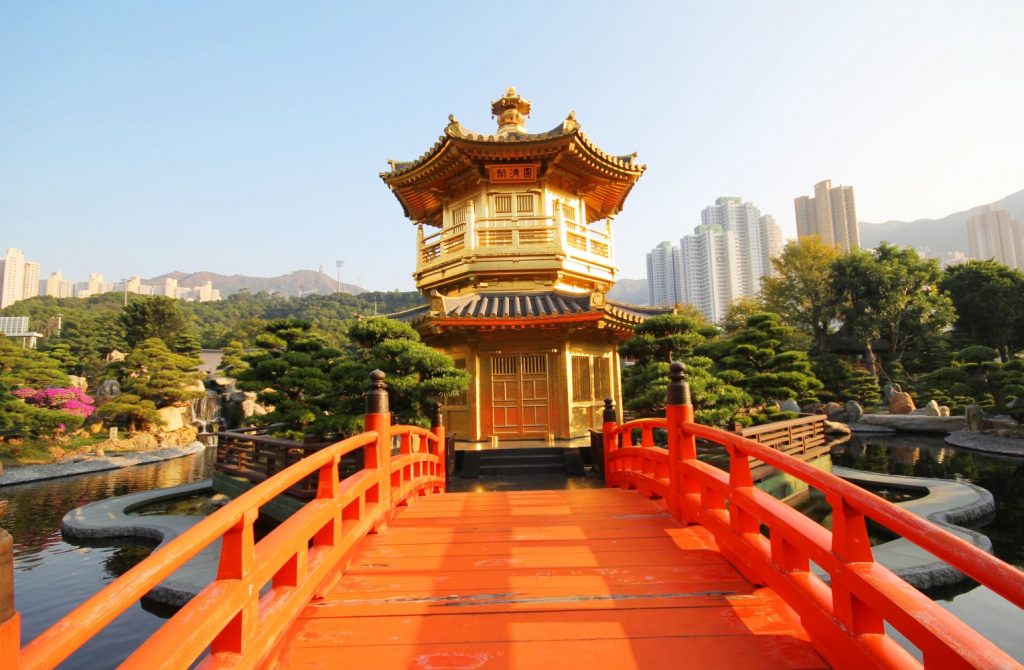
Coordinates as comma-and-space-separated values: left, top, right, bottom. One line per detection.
671, 362, 696, 524
666, 362, 695, 522
212, 508, 258, 656
431, 402, 446, 493
0, 527, 18, 668
601, 398, 617, 484
364, 370, 392, 524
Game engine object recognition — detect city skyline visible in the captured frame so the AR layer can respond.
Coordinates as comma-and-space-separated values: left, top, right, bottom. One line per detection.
646, 196, 782, 321
3, 3, 1023, 290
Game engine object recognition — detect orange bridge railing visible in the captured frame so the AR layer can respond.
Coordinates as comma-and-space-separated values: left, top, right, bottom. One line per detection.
2, 370, 446, 670
603, 362, 1024, 670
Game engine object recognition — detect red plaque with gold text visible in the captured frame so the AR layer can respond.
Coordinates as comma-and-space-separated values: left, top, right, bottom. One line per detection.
486, 163, 540, 184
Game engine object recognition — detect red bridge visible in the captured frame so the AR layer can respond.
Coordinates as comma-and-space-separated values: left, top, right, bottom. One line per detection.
3, 366, 1023, 669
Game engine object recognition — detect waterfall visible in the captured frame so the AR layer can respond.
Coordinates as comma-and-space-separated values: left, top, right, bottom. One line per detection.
191, 389, 223, 444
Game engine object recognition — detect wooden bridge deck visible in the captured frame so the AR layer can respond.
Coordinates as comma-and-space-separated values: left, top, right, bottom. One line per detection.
272, 488, 830, 669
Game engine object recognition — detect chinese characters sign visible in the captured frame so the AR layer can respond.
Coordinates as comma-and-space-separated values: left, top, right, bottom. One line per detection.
487, 163, 540, 184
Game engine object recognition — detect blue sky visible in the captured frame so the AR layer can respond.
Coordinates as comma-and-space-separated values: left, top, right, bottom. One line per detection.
2, 2, 1022, 290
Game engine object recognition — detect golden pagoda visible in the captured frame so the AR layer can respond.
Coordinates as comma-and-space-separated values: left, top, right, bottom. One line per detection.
382, 88, 661, 442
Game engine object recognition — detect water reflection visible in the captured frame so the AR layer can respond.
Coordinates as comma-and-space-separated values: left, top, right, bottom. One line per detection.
832, 435, 1024, 567
832, 434, 1024, 662
0, 450, 214, 669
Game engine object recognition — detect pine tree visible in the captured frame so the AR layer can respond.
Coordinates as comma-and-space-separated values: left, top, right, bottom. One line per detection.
619, 314, 749, 426
119, 338, 204, 406
238, 318, 468, 439
710, 313, 823, 409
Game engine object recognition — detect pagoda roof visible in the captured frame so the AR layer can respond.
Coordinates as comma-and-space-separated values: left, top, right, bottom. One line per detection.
389, 290, 670, 332
380, 89, 646, 227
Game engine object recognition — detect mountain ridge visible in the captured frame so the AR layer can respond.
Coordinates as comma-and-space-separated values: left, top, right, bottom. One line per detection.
859, 188, 1024, 257
145, 270, 367, 297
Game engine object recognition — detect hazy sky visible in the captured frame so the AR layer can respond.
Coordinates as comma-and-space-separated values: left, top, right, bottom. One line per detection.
2, 2, 1022, 290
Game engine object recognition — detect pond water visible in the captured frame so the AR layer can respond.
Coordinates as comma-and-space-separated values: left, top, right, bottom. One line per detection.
2, 436, 1023, 666
1, 450, 215, 669
832, 434, 1024, 661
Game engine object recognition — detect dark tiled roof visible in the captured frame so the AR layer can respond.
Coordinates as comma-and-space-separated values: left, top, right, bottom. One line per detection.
389, 291, 673, 325
443, 292, 589, 318
606, 301, 674, 320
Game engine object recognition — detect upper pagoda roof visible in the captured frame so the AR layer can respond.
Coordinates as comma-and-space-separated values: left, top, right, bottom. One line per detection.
380, 88, 646, 227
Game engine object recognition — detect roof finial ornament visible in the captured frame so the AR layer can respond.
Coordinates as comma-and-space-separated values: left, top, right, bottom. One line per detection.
490, 86, 531, 136
564, 110, 579, 132
448, 114, 458, 125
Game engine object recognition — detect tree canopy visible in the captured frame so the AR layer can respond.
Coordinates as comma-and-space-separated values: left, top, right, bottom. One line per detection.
762, 238, 842, 354
940, 260, 1024, 362
619, 315, 749, 425
239, 317, 468, 439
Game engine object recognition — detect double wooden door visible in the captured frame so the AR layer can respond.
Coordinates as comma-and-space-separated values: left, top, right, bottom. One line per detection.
489, 353, 550, 437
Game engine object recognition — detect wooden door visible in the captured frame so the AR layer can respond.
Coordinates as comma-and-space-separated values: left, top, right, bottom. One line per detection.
489, 353, 550, 437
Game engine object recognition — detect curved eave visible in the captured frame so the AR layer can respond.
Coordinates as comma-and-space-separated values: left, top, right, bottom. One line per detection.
381, 120, 645, 226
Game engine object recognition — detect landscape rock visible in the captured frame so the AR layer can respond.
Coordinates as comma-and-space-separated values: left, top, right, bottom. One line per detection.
68, 375, 88, 390
844, 400, 863, 423
95, 379, 121, 398
823, 402, 844, 420
859, 413, 966, 433
132, 433, 158, 449
241, 392, 270, 418
823, 420, 852, 436
882, 383, 902, 406
965, 404, 984, 432
939, 406, 951, 417
922, 400, 941, 416
779, 399, 801, 413
889, 392, 916, 415
800, 402, 823, 415
47, 446, 66, 461
208, 376, 236, 391
989, 415, 1018, 430
156, 406, 186, 432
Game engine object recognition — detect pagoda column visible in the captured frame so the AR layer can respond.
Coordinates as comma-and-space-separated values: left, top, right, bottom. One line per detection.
606, 216, 615, 265
555, 199, 568, 255
416, 224, 425, 273
465, 199, 476, 254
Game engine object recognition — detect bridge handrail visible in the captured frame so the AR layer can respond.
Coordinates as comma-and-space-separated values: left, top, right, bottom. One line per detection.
603, 363, 1024, 670
683, 420, 1024, 610
10, 371, 448, 670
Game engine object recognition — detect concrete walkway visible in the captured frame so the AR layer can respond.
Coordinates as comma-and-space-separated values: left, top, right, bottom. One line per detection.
945, 430, 1024, 457
0, 442, 208, 487
60, 479, 221, 606
833, 466, 995, 589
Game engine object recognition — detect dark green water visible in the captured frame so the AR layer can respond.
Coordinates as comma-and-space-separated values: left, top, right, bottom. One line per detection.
1, 450, 215, 669
831, 434, 1024, 661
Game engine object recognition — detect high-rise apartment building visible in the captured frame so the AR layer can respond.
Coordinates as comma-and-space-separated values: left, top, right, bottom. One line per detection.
794, 180, 860, 251
645, 197, 783, 322
646, 241, 683, 306
0, 248, 42, 308
967, 207, 1024, 270
680, 224, 741, 323
43, 271, 76, 298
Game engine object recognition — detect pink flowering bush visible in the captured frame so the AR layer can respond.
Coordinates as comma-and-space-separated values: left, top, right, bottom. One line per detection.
14, 387, 96, 418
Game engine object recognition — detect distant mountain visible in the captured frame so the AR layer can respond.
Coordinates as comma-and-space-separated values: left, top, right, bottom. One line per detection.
609, 278, 649, 305
146, 270, 367, 297
859, 188, 1024, 257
